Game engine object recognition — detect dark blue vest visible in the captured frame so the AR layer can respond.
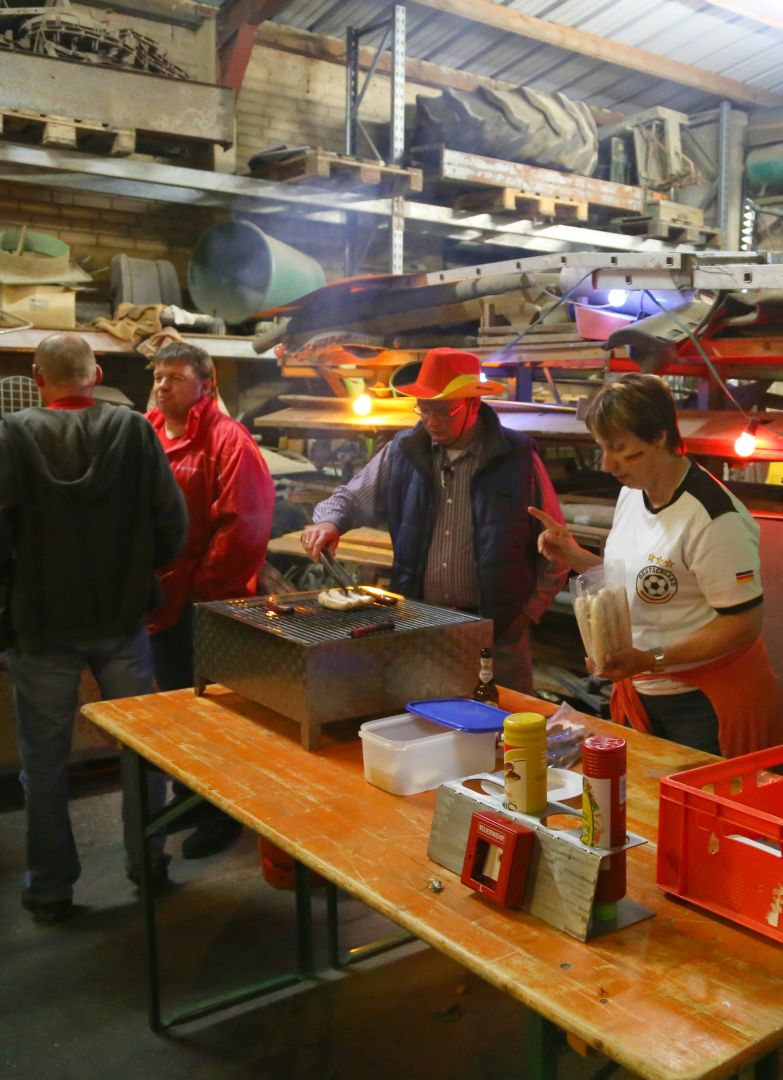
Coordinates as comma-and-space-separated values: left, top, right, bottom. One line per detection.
385, 404, 537, 635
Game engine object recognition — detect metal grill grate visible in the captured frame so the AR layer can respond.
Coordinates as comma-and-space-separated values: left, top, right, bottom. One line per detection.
208, 592, 480, 646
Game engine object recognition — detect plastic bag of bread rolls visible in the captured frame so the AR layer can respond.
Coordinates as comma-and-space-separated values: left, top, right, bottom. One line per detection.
569, 561, 632, 670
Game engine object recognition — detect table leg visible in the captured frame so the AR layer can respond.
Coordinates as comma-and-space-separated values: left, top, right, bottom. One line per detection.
129, 752, 317, 1031
524, 1012, 559, 1080
735, 1052, 781, 1079
126, 749, 164, 1032
294, 859, 314, 973
325, 881, 414, 968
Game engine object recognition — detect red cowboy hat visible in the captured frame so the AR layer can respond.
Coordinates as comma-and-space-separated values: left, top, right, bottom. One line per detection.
395, 347, 505, 399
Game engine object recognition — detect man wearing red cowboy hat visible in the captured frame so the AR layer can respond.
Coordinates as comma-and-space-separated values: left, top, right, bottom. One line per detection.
301, 348, 568, 692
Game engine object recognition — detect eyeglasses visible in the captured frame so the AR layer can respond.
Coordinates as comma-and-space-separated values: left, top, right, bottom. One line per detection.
413, 401, 467, 420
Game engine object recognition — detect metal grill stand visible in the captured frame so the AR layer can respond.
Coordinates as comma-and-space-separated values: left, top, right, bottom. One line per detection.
194, 593, 493, 750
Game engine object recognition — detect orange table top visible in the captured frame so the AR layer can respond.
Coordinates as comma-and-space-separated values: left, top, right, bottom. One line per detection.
82, 686, 783, 1080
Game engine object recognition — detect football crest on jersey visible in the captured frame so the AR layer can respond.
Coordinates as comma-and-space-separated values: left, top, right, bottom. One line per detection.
637, 557, 677, 604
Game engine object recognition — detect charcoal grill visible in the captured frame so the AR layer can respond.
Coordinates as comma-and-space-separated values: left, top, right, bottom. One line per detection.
193, 591, 493, 750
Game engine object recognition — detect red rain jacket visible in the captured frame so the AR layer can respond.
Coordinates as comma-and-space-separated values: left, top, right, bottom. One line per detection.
146, 394, 274, 634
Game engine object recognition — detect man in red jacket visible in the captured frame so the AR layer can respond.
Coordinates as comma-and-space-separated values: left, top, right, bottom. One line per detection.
147, 341, 275, 858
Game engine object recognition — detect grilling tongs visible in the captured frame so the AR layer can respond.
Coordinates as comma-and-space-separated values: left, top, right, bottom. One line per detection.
320, 548, 355, 590
320, 548, 398, 606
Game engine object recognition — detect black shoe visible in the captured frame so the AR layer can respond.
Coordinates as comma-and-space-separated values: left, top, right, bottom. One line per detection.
162, 794, 211, 835
182, 817, 242, 860
126, 855, 172, 892
21, 889, 74, 925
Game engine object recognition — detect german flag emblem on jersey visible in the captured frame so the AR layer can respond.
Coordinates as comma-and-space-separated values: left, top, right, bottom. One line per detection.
735, 569, 755, 583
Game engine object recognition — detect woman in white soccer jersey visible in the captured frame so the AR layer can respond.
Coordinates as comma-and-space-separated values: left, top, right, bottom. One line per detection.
531, 372, 783, 757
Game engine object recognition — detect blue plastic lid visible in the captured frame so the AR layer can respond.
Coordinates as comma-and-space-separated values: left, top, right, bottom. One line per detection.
405, 698, 509, 732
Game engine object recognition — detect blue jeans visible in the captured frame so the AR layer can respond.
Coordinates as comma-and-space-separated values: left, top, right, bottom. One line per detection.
8, 626, 166, 903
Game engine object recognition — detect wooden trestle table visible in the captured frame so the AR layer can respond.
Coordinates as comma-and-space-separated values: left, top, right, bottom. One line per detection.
81, 686, 783, 1080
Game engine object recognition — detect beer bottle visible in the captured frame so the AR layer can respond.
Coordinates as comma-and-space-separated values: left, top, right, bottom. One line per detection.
472, 647, 500, 705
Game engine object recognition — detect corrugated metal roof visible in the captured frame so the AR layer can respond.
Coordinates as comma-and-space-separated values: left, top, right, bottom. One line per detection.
227, 0, 783, 115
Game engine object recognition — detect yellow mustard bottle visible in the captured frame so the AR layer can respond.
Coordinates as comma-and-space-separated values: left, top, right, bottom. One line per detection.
503, 711, 548, 815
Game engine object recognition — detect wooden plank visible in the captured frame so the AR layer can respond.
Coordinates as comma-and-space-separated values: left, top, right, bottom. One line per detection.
217, 0, 295, 48
613, 210, 721, 245
0, 328, 265, 361
646, 199, 705, 227
249, 149, 423, 194
82, 686, 783, 1079
414, 144, 656, 214
267, 527, 393, 569
253, 406, 416, 435
255, 21, 624, 128
413, 0, 783, 108
455, 185, 589, 222
1, 108, 135, 156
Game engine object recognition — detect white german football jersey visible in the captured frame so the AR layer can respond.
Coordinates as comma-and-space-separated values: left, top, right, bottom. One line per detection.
604, 460, 762, 694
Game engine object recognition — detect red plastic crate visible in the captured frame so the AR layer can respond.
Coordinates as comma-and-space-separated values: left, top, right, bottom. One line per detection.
657, 745, 783, 942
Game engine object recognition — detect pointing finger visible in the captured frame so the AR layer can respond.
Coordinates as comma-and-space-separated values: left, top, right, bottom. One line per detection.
528, 506, 559, 530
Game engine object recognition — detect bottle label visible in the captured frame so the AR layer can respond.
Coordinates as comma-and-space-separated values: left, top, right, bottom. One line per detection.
582, 775, 612, 849
479, 658, 493, 684
503, 746, 547, 814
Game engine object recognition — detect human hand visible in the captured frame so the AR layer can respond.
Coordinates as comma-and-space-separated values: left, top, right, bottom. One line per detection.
300, 522, 340, 562
593, 647, 652, 682
528, 506, 577, 564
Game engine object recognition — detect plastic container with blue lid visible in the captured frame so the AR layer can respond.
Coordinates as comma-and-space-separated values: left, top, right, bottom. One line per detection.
405, 698, 509, 733
359, 704, 501, 795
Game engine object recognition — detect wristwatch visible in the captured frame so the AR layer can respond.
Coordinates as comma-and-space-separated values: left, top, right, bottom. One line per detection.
650, 646, 666, 673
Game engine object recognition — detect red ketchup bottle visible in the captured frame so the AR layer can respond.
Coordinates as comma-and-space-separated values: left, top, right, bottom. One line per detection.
581, 735, 627, 923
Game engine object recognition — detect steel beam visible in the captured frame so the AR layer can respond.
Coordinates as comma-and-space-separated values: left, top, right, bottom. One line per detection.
0, 52, 234, 147
0, 144, 684, 255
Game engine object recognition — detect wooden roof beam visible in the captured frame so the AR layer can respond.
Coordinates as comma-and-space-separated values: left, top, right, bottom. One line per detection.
412, 0, 783, 109
81, 0, 217, 27
255, 22, 625, 127
217, 0, 296, 49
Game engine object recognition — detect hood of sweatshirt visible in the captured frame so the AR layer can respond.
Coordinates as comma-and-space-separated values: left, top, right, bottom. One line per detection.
2, 403, 140, 499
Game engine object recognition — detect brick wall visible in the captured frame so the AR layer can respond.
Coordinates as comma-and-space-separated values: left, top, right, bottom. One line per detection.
236, 42, 437, 171
2, 28, 443, 308
0, 183, 210, 304
234, 43, 443, 276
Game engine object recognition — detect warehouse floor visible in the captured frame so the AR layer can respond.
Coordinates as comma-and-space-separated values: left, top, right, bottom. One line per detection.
0, 766, 641, 1080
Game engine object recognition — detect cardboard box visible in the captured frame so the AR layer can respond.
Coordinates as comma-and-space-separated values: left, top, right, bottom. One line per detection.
0, 284, 76, 329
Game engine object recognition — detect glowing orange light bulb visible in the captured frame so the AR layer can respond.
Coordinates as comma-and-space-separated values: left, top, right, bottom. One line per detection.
352, 393, 372, 417
734, 427, 757, 458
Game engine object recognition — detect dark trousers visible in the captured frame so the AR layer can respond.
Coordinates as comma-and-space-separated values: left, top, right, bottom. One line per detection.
640, 689, 721, 756
151, 605, 226, 823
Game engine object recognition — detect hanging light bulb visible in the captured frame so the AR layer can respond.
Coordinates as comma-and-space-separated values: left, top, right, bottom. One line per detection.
352, 392, 373, 417
734, 420, 758, 458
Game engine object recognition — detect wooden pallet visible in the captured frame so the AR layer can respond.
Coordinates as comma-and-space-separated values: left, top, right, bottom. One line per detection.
249, 148, 423, 194
0, 107, 135, 156
454, 185, 589, 222
614, 215, 722, 246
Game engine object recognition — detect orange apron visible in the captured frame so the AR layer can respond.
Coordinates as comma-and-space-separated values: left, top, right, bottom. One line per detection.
611, 637, 783, 758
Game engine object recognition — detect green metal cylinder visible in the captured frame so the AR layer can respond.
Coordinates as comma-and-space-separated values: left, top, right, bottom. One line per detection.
746, 144, 783, 191
187, 220, 326, 325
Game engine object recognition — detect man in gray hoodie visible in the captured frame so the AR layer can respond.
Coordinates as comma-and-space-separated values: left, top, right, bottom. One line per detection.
0, 333, 187, 923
